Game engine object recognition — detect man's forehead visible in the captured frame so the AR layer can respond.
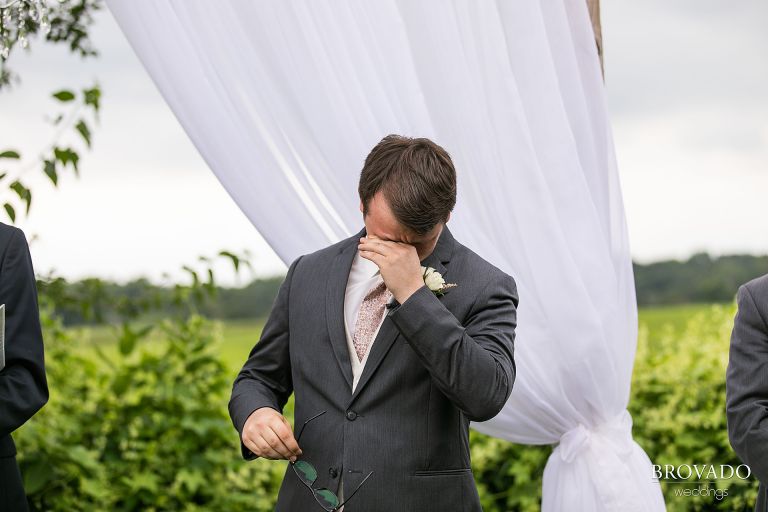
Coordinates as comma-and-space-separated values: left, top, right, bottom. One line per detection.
370, 228, 419, 244
380, 233, 410, 243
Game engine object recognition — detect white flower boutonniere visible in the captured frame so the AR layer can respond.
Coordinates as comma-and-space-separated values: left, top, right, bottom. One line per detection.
421, 266, 457, 297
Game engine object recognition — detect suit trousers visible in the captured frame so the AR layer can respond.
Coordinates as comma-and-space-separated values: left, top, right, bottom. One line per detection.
0, 456, 29, 512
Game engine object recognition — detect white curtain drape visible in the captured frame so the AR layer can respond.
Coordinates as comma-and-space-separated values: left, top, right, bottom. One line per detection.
106, 1, 665, 510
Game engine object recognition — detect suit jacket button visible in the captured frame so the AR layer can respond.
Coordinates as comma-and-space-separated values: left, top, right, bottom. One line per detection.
329, 467, 338, 478
346, 410, 357, 421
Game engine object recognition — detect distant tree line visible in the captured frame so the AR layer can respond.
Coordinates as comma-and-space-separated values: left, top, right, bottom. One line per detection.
38, 275, 283, 326
40, 252, 768, 325
633, 253, 768, 306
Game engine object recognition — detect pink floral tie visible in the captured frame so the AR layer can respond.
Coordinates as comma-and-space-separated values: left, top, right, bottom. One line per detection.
352, 280, 392, 362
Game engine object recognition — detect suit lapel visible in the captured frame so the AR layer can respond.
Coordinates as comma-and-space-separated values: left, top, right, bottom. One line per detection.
325, 227, 365, 392
347, 224, 455, 406
347, 313, 400, 405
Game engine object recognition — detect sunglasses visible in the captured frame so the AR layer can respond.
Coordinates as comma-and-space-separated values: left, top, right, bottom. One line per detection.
291, 410, 374, 511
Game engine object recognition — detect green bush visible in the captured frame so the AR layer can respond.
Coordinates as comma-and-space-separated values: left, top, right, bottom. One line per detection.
470, 432, 549, 511
14, 311, 287, 511
13, 304, 754, 510
630, 303, 757, 511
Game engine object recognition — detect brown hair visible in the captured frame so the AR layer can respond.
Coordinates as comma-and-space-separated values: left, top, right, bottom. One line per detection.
358, 134, 457, 235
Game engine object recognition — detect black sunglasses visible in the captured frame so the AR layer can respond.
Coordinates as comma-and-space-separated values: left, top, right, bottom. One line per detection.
290, 410, 374, 511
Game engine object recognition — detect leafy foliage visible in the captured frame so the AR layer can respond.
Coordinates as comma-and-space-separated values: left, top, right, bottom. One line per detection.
470, 432, 549, 512
630, 303, 757, 511
16, 301, 752, 510
1, 84, 101, 223
1, 0, 103, 223
12, 249, 281, 510
14, 308, 286, 511
0, 0, 102, 89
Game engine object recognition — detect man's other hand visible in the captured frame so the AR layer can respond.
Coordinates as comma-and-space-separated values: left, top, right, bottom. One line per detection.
242, 407, 302, 461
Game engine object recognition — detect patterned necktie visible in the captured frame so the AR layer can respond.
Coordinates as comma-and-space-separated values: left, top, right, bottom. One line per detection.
352, 280, 392, 362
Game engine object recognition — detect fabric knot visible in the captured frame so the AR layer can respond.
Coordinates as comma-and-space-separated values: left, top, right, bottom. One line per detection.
557, 409, 634, 464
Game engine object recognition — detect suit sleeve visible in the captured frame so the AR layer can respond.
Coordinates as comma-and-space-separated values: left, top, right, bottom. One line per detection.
726, 284, 768, 484
387, 272, 518, 422
0, 228, 49, 437
228, 255, 302, 460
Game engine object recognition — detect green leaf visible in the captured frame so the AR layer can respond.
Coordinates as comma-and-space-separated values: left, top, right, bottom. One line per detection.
53, 147, 80, 176
52, 89, 76, 102
0, 150, 20, 159
43, 159, 58, 186
218, 250, 240, 272
118, 334, 136, 356
75, 119, 91, 148
182, 266, 200, 287
10, 180, 31, 213
21, 458, 54, 494
136, 325, 153, 339
118, 323, 138, 355
83, 86, 101, 111
126, 471, 159, 493
3, 203, 15, 222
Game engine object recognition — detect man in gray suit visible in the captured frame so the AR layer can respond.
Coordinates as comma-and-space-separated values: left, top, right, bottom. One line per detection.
727, 273, 768, 511
229, 134, 518, 511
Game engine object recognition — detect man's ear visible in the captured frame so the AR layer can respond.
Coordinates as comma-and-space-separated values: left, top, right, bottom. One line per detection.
359, 200, 364, 214
445, 212, 451, 223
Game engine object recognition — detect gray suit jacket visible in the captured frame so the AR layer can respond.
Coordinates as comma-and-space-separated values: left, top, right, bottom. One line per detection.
726, 273, 768, 512
229, 225, 518, 511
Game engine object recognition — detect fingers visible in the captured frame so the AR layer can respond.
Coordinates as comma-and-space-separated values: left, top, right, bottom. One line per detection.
358, 249, 384, 265
242, 432, 263, 457
278, 417, 303, 455
254, 436, 283, 459
270, 419, 302, 458
242, 409, 302, 461
260, 425, 297, 461
243, 427, 291, 460
242, 424, 275, 459
358, 238, 391, 256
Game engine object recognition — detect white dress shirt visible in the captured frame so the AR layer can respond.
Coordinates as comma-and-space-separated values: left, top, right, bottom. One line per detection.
338, 249, 388, 509
343, 249, 388, 393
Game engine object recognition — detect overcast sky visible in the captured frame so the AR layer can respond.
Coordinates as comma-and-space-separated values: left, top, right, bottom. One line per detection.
1, 1, 766, 285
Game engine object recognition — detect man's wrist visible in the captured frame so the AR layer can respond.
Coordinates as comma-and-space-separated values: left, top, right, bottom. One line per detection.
393, 281, 426, 304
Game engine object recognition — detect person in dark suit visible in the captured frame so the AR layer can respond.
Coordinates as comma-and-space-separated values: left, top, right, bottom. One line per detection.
0, 223, 48, 511
726, 273, 768, 512
229, 135, 518, 511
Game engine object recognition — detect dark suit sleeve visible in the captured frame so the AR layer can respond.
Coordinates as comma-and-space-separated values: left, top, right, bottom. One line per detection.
228, 255, 302, 460
0, 228, 49, 437
387, 273, 518, 422
726, 284, 768, 485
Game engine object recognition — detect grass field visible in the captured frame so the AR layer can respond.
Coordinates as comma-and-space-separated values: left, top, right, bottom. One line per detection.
639, 302, 725, 337
72, 302, 729, 373
71, 318, 264, 371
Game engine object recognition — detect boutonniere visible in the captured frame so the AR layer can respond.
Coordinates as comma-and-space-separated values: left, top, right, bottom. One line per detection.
421, 266, 457, 297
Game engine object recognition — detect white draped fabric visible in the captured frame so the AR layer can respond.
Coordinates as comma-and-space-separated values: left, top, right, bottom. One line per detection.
106, 1, 665, 510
